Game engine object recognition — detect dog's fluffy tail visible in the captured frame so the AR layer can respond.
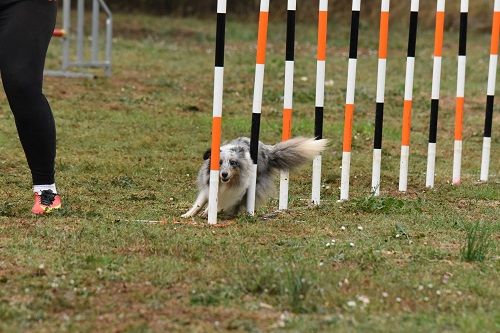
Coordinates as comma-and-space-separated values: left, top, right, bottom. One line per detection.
268, 137, 328, 171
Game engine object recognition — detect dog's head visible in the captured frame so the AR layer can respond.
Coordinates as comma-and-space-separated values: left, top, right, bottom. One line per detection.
203, 145, 250, 185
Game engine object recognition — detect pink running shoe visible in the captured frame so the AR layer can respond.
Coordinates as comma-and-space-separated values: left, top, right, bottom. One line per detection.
32, 190, 62, 215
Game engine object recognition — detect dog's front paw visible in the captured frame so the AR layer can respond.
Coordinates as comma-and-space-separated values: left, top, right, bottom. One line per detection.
181, 212, 193, 218
200, 208, 209, 219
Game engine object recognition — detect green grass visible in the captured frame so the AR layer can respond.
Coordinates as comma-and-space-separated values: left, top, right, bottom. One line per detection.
0, 12, 499, 333
461, 222, 495, 262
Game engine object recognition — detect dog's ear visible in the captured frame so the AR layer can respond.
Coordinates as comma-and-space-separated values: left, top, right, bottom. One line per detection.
203, 148, 211, 160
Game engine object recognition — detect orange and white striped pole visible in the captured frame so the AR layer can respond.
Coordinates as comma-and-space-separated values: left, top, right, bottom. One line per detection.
247, 0, 270, 215
371, 0, 390, 196
311, 0, 329, 205
340, 0, 361, 201
207, 0, 227, 224
279, 0, 297, 210
425, 0, 445, 188
452, 0, 468, 185
480, 0, 500, 182
399, 0, 419, 192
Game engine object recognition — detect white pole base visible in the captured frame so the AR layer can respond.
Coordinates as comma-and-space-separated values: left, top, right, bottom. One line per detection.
340, 152, 351, 201
399, 145, 410, 192
425, 142, 436, 188
246, 164, 258, 215
207, 170, 220, 225
452, 140, 462, 185
311, 154, 322, 205
480, 137, 491, 182
371, 148, 382, 196
279, 170, 289, 210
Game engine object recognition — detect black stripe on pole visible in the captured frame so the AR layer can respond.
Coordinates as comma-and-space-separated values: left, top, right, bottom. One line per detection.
215, 13, 226, 67
286, 10, 296, 61
349, 10, 360, 59
407, 11, 418, 57
374, 102, 384, 149
429, 99, 439, 143
250, 113, 262, 163
458, 12, 468, 56
314, 106, 324, 139
484, 95, 494, 137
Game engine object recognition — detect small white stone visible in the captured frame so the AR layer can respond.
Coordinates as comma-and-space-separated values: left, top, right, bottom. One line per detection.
424, 296, 429, 302
436, 290, 441, 296
357, 295, 370, 305
395, 234, 401, 238
418, 285, 424, 291
341, 226, 346, 231
427, 283, 433, 289
347, 300, 356, 308
357, 226, 363, 231
382, 292, 388, 298
396, 297, 402, 303
39, 264, 45, 270
349, 242, 355, 247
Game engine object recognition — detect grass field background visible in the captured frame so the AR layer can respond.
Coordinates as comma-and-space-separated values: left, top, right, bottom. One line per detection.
0, 7, 499, 333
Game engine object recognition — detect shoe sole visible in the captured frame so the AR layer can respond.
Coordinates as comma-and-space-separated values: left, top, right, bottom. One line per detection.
33, 204, 62, 215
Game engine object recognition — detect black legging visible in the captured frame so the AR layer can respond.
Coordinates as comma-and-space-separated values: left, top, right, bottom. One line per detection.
0, 0, 57, 185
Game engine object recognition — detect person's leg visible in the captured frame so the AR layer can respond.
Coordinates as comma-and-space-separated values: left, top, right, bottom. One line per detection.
0, 0, 60, 213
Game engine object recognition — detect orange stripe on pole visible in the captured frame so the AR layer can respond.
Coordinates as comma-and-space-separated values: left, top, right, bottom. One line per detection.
454, 97, 464, 140
491, 11, 500, 55
210, 117, 222, 170
401, 100, 412, 146
378, 12, 389, 59
256, 12, 269, 64
317, 11, 328, 61
282, 108, 293, 141
342, 104, 355, 152
434, 11, 445, 57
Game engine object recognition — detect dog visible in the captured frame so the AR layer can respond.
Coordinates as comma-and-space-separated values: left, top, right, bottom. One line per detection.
181, 137, 328, 218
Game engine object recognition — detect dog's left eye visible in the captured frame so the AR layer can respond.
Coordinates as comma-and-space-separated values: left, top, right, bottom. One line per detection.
229, 160, 238, 167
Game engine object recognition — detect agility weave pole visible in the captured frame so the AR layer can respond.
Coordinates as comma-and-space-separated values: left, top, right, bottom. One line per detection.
425, 0, 445, 189
452, 0, 469, 185
207, 0, 227, 225
339, 0, 361, 201
311, 0, 329, 205
278, 0, 297, 211
480, 0, 500, 182
370, 0, 390, 196
398, 0, 419, 192
247, 0, 270, 216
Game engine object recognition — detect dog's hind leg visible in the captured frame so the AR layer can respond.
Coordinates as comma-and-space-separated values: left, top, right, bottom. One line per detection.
181, 191, 208, 218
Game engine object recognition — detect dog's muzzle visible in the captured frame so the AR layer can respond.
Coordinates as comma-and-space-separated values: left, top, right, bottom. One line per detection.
220, 171, 230, 183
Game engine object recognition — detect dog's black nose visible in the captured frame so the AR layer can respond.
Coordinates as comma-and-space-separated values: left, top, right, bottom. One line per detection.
221, 171, 228, 178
